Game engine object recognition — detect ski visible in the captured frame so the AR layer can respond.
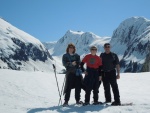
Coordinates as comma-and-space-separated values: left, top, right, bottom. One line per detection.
120, 102, 133, 106
62, 102, 133, 107
105, 102, 133, 106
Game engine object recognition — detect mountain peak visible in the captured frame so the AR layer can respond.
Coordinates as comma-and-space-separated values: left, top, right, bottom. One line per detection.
119, 16, 150, 27
128, 16, 149, 21
66, 30, 84, 35
47, 29, 111, 56
65, 30, 102, 39
111, 16, 150, 41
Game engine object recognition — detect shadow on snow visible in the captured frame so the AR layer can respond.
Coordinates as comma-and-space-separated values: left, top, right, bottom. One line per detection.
27, 104, 110, 113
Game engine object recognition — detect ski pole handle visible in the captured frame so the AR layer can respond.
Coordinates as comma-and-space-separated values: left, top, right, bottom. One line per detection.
52, 64, 56, 70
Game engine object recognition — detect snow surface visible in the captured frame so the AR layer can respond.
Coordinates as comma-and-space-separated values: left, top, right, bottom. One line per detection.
0, 69, 150, 113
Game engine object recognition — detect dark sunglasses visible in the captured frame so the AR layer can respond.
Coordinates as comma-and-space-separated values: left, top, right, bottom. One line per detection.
91, 49, 97, 51
105, 46, 110, 48
69, 46, 74, 48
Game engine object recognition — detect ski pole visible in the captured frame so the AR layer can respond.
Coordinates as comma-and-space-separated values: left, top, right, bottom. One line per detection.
52, 64, 62, 106
58, 75, 66, 106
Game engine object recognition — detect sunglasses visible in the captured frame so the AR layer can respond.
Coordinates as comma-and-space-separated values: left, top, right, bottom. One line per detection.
91, 49, 97, 51
69, 46, 74, 48
105, 46, 110, 48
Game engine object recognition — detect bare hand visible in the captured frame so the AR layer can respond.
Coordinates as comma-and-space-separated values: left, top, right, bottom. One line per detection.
99, 76, 102, 81
116, 74, 120, 79
84, 71, 88, 76
72, 61, 76, 66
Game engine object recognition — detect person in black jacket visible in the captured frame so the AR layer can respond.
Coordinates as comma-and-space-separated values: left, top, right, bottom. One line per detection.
62, 43, 83, 106
100, 43, 121, 106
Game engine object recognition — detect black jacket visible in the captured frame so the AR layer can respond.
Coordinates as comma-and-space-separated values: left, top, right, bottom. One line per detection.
62, 53, 80, 70
100, 52, 119, 72
62, 53, 82, 95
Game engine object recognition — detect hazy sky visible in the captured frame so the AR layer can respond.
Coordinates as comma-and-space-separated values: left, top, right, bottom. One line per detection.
0, 0, 150, 42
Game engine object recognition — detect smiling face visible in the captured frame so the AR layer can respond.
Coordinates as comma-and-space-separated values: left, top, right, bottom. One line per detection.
104, 44, 111, 53
68, 46, 75, 54
90, 46, 97, 55
66, 43, 76, 54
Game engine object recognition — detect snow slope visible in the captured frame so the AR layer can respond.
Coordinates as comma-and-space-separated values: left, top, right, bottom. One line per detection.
42, 41, 57, 54
0, 18, 53, 72
0, 69, 150, 113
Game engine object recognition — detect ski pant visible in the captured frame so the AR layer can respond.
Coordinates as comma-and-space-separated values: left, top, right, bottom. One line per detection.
64, 71, 82, 102
102, 69, 120, 102
84, 67, 99, 103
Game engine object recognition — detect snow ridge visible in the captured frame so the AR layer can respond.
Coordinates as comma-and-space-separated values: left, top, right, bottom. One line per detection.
0, 18, 53, 72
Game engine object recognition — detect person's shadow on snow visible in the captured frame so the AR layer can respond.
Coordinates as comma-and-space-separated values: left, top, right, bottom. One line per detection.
27, 104, 110, 113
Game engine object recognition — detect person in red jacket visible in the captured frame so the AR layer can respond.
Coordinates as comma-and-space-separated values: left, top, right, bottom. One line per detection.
80, 46, 102, 106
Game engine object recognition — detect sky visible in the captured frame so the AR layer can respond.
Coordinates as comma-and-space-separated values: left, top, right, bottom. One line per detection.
0, 0, 150, 42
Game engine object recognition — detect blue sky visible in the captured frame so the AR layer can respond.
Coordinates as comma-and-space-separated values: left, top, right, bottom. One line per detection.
0, 0, 150, 42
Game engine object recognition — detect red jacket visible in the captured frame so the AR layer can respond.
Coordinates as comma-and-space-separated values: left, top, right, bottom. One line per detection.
82, 54, 102, 69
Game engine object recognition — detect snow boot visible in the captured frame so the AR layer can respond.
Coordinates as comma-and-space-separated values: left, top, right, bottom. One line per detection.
63, 101, 69, 107
103, 101, 111, 104
93, 101, 103, 105
111, 101, 121, 106
76, 101, 83, 105
83, 102, 90, 106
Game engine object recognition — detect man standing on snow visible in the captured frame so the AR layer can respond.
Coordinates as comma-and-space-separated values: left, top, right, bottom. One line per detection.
80, 46, 102, 106
100, 43, 121, 106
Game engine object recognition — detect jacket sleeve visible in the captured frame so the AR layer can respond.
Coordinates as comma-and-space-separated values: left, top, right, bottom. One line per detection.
115, 54, 120, 65
80, 55, 87, 72
76, 54, 81, 67
99, 54, 104, 76
80, 62, 85, 72
98, 66, 103, 76
62, 54, 72, 68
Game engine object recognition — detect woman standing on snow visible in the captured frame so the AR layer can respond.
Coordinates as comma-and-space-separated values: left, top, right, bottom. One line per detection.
62, 43, 83, 106
80, 46, 102, 106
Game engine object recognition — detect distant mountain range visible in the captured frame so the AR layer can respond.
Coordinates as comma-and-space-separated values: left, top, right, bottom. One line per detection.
44, 17, 150, 72
0, 16, 149, 72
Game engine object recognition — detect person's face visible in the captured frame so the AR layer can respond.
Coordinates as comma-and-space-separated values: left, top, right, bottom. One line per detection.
91, 48, 97, 55
69, 46, 74, 53
104, 45, 111, 53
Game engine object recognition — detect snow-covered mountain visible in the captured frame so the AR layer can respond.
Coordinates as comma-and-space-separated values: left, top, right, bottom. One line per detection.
111, 17, 150, 72
2, 16, 147, 72
43, 30, 110, 58
44, 17, 150, 72
0, 18, 53, 72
